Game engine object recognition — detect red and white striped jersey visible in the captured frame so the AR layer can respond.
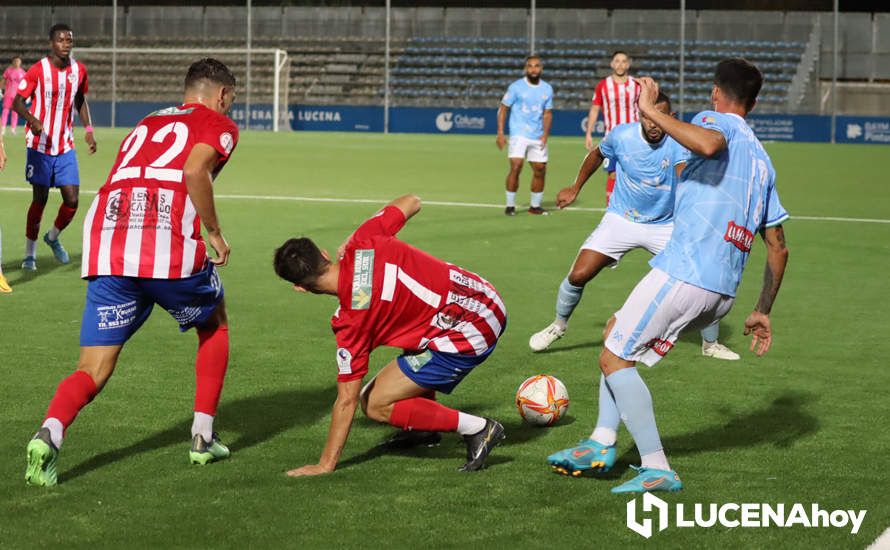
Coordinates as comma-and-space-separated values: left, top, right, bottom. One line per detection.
332, 206, 508, 382
592, 75, 641, 135
17, 56, 88, 155
81, 103, 239, 279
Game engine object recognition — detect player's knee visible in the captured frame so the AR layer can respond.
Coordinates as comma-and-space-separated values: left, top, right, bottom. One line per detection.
364, 399, 391, 423
532, 164, 547, 176
568, 267, 593, 287
63, 197, 79, 209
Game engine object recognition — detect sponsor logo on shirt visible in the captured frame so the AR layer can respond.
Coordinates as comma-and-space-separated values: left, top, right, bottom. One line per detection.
702, 115, 717, 124
336, 347, 352, 375
646, 338, 674, 356
724, 221, 754, 252
351, 249, 374, 310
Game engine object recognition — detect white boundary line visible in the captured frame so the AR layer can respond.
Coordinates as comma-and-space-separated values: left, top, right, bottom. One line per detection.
1, 186, 889, 224
867, 526, 890, 549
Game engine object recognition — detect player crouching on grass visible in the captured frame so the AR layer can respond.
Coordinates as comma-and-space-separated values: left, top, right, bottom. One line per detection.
274, 194, 508, 476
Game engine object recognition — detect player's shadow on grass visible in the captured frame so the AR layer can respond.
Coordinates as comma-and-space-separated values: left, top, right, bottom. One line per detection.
596, 391, 819, 479
4, 253, 83, 286
337, 408, 559, 471
536, 340, 603, 355
61, 388, 330, 483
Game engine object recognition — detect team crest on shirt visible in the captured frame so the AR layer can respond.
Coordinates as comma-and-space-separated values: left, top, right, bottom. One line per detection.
351, 249, 374, 309
724, 221, 754, 252
68, 73, 77, 85
219, 132, 234, 155
660, 158, 669, 170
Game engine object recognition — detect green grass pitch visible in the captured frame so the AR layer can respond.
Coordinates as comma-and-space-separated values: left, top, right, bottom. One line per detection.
1, 130, 889, 548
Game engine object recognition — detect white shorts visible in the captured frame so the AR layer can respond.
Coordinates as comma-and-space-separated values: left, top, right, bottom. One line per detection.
582, 212, 673, 262
605, 269, 734, 366
508, 136, 548, 163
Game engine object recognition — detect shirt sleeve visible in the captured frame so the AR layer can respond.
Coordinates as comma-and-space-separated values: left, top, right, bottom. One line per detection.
501, 82, 516, 107
350, 205, 407, 243
17, 64, 39, 99
692, 110, 733, 143
544, 85, 553, 110
331, 309, 371, 382
671, 139, 691, 166
195, 112, 239, 162
592, 80, 604, 107
762, 176, 790, 229
597, 128, 616, 159
78, 62, 89, 95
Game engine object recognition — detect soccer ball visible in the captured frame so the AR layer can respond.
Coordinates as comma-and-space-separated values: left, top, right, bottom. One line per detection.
515, 375, 569, 426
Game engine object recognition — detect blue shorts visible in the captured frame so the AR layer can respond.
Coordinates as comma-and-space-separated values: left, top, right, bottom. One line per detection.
397, 343, 497, 394
80, 263, 224, 346
26, 148, 80, 187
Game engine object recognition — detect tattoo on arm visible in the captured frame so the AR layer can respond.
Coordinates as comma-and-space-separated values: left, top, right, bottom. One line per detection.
756, 225, 788, 314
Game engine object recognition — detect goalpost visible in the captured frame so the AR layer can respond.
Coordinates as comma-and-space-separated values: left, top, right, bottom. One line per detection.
75, 47, 291, 132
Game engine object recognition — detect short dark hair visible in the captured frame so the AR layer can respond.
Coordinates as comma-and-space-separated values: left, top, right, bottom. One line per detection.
714, 58, 762, 111
655, 91, 671, 109
525, 54, 541, 64
273, 237, 331, 289
184, 58, 236, 90
49, 23, 72, 40
611, 50, 630, 60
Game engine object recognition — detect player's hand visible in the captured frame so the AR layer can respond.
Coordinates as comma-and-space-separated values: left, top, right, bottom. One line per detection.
286, 463, 334, 478
85, 131, 97, 155
496, 133, 506, 150
585, 134, 594, 151
206, 230, 230, 267
29, 120, 43, 137
540, 135, 548, 147
638, 77, 659, 114
743, 310, 772, 356
556, 186, 579, 209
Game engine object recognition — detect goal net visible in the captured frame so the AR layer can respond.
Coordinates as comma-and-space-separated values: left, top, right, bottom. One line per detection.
75, 47, 291, 131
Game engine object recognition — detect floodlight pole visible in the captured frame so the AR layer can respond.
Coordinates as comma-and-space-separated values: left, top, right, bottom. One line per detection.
246, 0, 252, 131
384, 0, 391, 134
111, 0, 117, 128
679, 0, 686, 121
831, 0, 838, 143
530, 0, 536, 53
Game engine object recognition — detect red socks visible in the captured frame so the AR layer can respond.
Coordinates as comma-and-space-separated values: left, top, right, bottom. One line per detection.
45, 370, 98, 432
53, 204, 78, 232
389, 397, 459, 432
26, 201, 45, 241
606, 173, 616, 206
194, 326, 229, 415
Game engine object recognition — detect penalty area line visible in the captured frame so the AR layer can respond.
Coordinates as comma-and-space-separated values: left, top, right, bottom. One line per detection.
1, 185, 890, 224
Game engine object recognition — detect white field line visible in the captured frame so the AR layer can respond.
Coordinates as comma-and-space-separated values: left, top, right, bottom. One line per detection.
867, 526, 890, 549
1, 186, 889, 224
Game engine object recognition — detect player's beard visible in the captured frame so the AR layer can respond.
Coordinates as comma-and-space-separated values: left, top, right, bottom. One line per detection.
526, 73, 541, 84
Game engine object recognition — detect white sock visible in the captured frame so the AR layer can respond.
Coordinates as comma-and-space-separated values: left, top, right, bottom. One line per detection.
590, 427, 617, 446
191, 412, 214, 442
456, 412, 486, 436
47, 225, 61, 241
641, 449, 671, 471
505, 191, 516, 208
530, 192, 543, 208
41, 418, 64, 449
25, 238, 37, 258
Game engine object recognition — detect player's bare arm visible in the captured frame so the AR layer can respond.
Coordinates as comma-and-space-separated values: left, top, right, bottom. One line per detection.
745, 224, 789, 356
585, 104, 601, 151
496, 104, 508, 150
337, 194, 421, 258
74, 89, 96, 154
638, 77, 726, 157
288, 378, 363, 477
556, 147, 605, 209
0, 137, 7, 171
541, 109, 553, 146
184, 142, 229, 266
12, 95, 41, 136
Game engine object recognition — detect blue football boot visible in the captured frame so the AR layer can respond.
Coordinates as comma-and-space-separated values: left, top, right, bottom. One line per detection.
548, 438, 616, 477
611, 465, 683, 493
44, 233, 70, 264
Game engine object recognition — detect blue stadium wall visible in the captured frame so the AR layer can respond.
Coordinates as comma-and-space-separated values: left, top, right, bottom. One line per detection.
89, 102, 890, 144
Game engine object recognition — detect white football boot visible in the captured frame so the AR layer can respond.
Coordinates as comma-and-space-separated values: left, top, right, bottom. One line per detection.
529, 322, 566, 352
701, 341, 741, 361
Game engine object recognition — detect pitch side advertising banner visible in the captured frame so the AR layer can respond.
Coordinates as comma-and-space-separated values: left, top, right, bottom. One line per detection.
87, 103, 890, 145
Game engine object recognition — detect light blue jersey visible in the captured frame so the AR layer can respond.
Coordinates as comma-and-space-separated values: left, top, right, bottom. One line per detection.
598, 122, 688, 224
501, 78, 554, 140
650, 111, 789, 297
